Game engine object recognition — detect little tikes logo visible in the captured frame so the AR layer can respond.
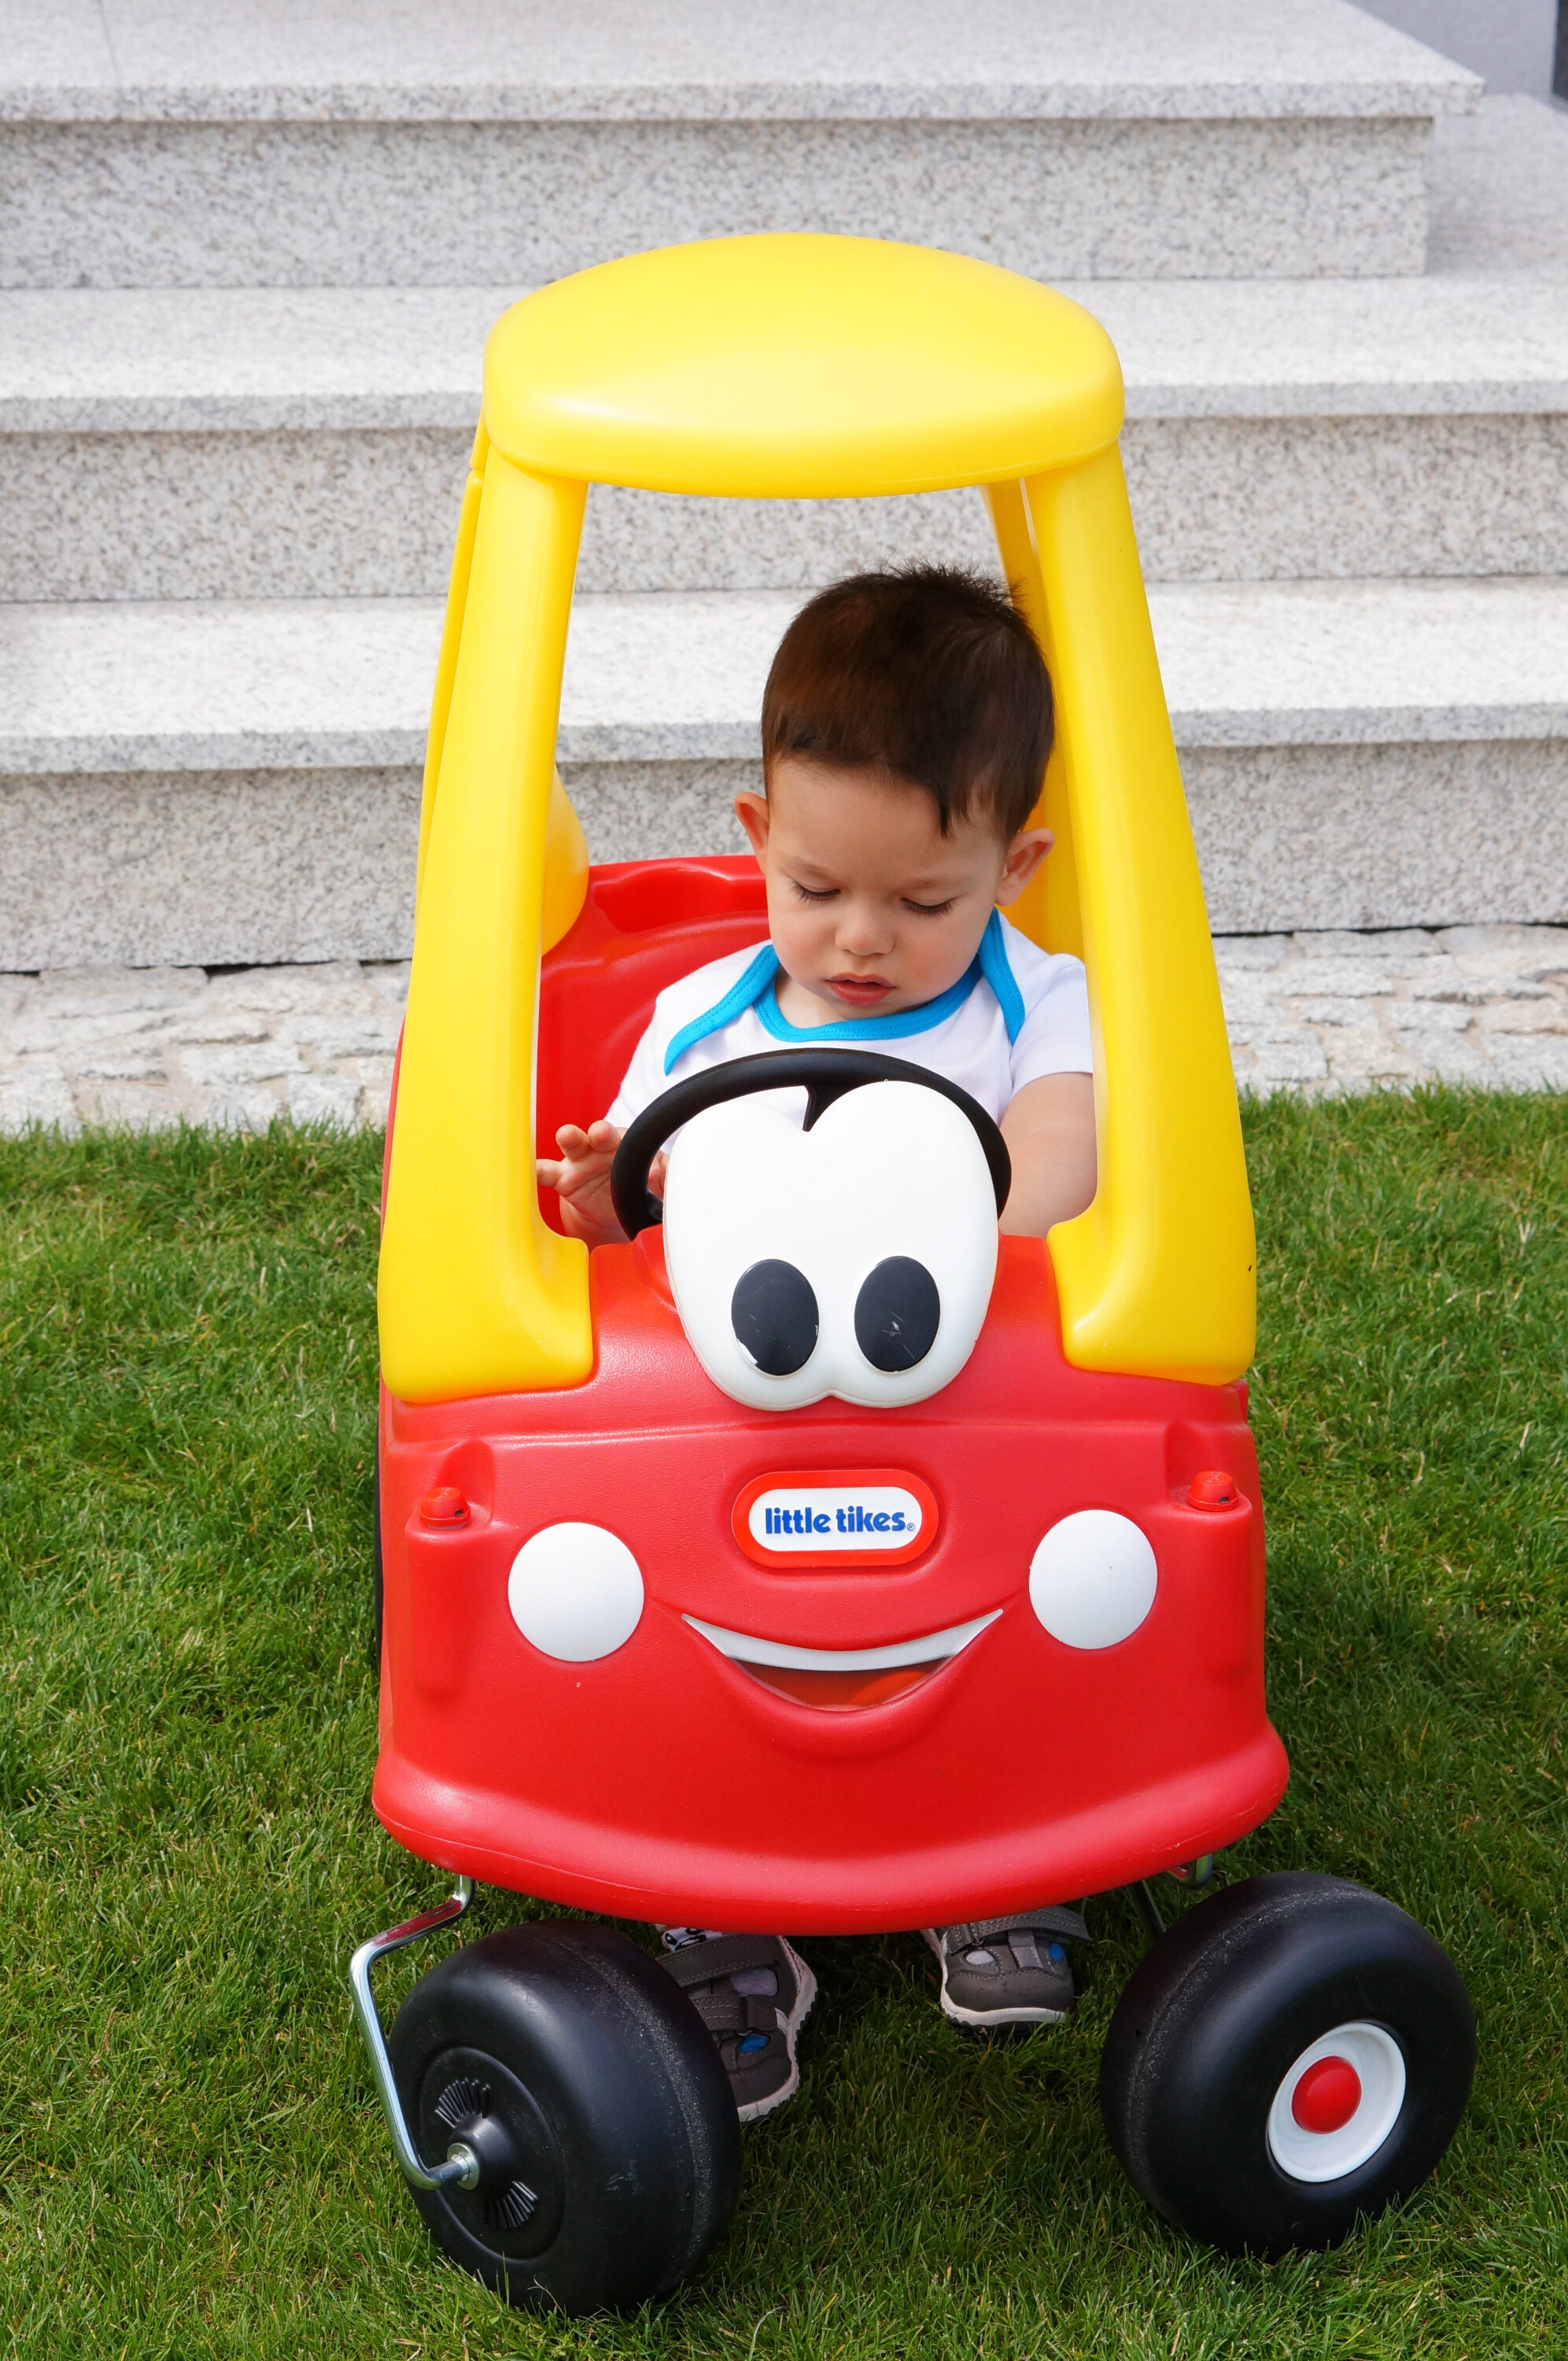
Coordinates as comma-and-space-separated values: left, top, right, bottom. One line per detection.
732, 1470, 938, 1569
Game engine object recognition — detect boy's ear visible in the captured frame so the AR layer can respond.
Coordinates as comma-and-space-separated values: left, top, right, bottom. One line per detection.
734, 790, 770, 863
994, 826, 1053, 907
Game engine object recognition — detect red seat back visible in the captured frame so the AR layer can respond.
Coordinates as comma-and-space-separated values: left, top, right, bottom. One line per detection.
536, 857, 769, 1232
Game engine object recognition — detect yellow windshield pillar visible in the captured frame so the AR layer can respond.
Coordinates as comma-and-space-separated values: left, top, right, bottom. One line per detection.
379, 454, 594, 1404
986, 478, 1082, 962
416, 424, 588, 951
1019, 445, 1256, 1386
415, 421, 487, 907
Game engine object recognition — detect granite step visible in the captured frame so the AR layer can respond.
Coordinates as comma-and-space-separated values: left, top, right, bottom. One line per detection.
0, 0, 1477, 289
6, 94, 1566, 603
6, 279, 1568, 601
3, 577, 1566, 969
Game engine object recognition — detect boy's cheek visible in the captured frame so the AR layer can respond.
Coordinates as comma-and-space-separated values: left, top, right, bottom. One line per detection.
766, 904, 825, 972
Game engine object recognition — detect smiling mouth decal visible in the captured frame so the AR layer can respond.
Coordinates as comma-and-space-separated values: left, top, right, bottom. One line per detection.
683, 1610, 999, 1710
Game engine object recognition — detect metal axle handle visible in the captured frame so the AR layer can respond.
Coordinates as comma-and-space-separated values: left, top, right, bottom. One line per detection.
349, 1876, 476, 2190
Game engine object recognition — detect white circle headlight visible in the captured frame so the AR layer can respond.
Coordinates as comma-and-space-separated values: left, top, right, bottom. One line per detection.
1029, 1509, 1157, 1649
507, 1523, 644, 1662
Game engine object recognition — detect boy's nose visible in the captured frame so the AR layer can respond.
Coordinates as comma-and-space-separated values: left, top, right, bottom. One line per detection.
835, 903, 894, 957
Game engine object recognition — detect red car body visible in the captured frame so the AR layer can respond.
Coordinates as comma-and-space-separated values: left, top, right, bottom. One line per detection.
374, 858, 1288, 1933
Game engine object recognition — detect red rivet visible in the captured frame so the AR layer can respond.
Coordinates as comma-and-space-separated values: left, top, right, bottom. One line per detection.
1292, 2055, 1362, 2135
419, 1485, 469, 1526
1188, 1469, 1239, 1511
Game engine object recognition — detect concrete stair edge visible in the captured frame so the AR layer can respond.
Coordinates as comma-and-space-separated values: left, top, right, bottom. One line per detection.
8, 268, 1568, 434
5, 2, 1488, 291
4, 578, 1566, 963
4, 581, 1566, 774
0, 0, 1481, 124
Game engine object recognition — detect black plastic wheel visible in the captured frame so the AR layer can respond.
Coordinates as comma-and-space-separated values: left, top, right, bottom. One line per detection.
1100, 1872, 1474, 2256
387, 1921, 740, 2313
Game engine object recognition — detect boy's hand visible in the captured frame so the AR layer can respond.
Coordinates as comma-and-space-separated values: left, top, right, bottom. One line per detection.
537, 1121, 669, 1247
537, 1119, 625, 1244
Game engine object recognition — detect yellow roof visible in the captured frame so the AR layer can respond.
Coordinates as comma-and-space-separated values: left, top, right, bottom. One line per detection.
482, 234, 1123, 499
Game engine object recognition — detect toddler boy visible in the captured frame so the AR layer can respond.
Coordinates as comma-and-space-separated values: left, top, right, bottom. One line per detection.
538, 567, 1095, 2119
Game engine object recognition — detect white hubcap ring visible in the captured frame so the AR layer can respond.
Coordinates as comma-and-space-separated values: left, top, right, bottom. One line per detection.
1266, 2020, 1407, 2183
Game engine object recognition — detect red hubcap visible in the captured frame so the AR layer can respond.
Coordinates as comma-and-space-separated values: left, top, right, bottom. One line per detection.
1291, 2055, 1363, 2134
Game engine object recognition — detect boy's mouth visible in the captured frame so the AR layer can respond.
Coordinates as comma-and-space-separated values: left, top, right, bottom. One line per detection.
825, 974, 895, 1008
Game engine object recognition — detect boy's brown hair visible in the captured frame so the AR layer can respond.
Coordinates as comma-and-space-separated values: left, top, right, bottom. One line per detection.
760, 565, 1053, 839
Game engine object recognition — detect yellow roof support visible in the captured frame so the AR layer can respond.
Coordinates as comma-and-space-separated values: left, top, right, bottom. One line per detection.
378, 235, 1255, 1404
1008, 449, 1256, 1384
379, 453, 593, 1405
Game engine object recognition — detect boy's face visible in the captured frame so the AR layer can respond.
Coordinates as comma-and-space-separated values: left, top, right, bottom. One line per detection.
734, 757, 1050, 1022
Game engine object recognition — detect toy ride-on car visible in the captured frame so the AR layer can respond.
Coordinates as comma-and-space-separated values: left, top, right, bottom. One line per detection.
352, 235, 1475, 2312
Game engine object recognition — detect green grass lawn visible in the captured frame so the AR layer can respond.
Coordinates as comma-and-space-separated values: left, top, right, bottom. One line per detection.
2, 1094, 1566, 2359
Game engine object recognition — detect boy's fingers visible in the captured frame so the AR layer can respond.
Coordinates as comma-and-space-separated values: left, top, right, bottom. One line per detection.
555, 1120, 622, 1158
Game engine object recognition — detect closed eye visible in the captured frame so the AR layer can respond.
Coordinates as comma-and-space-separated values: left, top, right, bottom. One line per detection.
902, 896, 957, 917
788, 878, 839, 904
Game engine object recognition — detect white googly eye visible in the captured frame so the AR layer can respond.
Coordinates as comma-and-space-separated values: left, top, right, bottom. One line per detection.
661, 1082, 996, 1413
1029, 1510, 1157, 1648
507, 1524, 644, 1661
662, 1096, 829, 1410
806, 1083, 996, 1410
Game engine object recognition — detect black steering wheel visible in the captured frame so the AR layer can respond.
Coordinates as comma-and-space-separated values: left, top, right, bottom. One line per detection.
609, 1048, 1012, 1240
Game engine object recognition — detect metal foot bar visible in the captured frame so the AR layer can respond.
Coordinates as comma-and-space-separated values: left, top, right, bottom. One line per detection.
1127, 1879, 1167, 1943
349, 1876, 477, 2190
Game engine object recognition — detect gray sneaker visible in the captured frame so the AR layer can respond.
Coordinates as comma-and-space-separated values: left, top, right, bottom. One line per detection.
923, 1909, 1090, 2028
659, 1929, 817, 2122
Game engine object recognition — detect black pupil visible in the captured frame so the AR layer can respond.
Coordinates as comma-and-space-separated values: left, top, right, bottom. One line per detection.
731, 1259, 819, 1376
854, 1256, 941, 1372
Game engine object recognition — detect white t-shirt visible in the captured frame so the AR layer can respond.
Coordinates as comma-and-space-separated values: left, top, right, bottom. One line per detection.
607, 910, 1091, 1127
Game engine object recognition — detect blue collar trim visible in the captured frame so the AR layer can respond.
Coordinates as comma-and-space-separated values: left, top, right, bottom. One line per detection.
661, 911, 1024, 1071
978, 909, 1025, 1044
662, 942, 780, 1073
755, 963, 980, 1044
